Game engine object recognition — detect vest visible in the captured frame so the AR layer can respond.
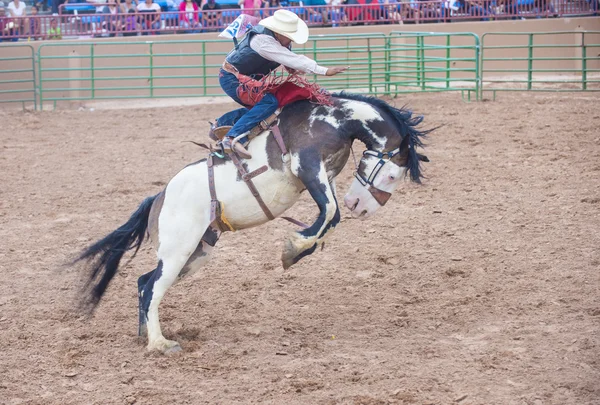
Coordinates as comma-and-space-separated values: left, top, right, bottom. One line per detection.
225, 26, 287, 77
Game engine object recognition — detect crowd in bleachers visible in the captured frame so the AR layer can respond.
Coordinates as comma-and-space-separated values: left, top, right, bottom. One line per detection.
0, 0, 598, 41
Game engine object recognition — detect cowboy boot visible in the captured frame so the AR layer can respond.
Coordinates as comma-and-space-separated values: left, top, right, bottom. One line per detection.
220, 136, 252, 159
209, 124, 232, 141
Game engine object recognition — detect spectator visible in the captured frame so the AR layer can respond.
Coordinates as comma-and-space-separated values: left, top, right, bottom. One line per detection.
6, 0, 26, 35
202, 0, 221, 31
137, 0, 161, 35
179, 0, 201, 32
345, 0, 379, 24
239, 0, 261, 16
302, 0, 329, 24
384, 0, 404, 23
418, 0, 439, 21
28, 5, 42, 39
466, 0, 491, 19
47, 17, 62, 38
101, 2, 122, 36
122, 8, 138, 35
120, 0, 138, 13
1, 7, 20, 42
86, 0, 108, 13
325, 0, 343, 26
51, 0, 66, 15
260, 0, 273, 16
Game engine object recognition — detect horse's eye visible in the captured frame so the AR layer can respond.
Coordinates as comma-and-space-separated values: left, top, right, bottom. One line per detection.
389, 175, 396, 181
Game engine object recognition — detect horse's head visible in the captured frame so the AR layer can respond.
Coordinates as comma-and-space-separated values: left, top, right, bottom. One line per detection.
339, 96, 430, 219
344, 136, 412, 219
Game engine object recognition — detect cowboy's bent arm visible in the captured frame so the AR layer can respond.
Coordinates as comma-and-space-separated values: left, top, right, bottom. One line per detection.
251, 35, 330, 75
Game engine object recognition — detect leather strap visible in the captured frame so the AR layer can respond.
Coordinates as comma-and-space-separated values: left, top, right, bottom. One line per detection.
271, 124, 288, 155
243, 165, 269, 181
229, 153, 276, 221
207, 154, 218, 224
281, 216, 309, 229
246, 110, 281, 140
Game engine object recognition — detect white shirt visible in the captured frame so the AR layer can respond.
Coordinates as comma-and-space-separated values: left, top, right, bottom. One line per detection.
250, 34, 328, 76
7, 1, 27, 17
137, 2, 161, 12
88, 0, 108, 13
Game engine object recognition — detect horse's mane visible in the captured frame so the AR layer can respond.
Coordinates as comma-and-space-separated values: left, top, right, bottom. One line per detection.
332, 91, 432, 183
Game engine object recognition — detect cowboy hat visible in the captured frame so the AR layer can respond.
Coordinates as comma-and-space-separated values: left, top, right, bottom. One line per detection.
258, 9, 309, 45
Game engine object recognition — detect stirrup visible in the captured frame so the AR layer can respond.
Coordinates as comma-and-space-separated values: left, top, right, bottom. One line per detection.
220, 136, 252, 159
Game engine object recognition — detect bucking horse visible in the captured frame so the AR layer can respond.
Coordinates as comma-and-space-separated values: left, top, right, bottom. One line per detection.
74, 92, 431, 353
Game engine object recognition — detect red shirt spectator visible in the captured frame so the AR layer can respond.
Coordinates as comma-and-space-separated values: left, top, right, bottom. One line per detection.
179, 0, 200, 24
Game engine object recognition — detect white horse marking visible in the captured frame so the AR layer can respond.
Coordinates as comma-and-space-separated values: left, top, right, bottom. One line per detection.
341, 100, 384, 122
308, 105, 342, 130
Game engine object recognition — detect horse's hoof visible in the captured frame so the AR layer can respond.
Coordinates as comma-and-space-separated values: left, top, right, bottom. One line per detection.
282, 233, 314, 269
164, 344, 182, 355
138, 323, 147, 338
147, 338, 182, 354
282, 237, 299, 270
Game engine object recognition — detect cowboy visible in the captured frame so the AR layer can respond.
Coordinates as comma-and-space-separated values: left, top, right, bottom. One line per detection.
217, 9, 348, 159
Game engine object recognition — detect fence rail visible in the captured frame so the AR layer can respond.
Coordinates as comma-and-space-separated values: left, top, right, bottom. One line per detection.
388, 31, 480, 100
0, 0, 598, 41
481, 31, 600, 95
1, 30, 599, 109
0, 44, 36, 109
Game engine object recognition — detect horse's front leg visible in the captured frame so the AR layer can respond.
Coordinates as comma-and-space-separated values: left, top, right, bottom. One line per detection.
282, 155, 339, 269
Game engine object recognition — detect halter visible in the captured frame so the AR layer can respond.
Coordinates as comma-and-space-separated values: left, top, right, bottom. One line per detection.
351, 146, 402, 206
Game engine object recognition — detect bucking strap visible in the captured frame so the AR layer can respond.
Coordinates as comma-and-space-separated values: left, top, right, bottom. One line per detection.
271, 124, 287, 155
207, 153, 235, 232
229, 153, 275, 221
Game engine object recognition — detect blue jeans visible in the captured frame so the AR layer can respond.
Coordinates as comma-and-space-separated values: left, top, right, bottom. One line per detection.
218, 69, 279, 139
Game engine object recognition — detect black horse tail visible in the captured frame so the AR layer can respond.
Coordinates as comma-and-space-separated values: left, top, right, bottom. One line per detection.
74, 194, 158, 313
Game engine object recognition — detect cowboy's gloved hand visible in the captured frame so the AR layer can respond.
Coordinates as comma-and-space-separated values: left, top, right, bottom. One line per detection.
326, 66, 349, 76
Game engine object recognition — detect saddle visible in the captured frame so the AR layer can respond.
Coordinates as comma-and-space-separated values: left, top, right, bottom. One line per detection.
204, 110, 307, 235
208, 109, 281, 143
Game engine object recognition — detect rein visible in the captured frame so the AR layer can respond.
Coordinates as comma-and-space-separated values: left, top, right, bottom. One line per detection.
350, 145, 402, 207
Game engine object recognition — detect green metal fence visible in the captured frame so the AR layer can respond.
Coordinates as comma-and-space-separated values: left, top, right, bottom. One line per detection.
294, 33, 389, 95
0, 45, 36, 109
481, 31, 600, 97
37, 34, 389, 109
3, 31, 600, 109
388, 32, 480, 101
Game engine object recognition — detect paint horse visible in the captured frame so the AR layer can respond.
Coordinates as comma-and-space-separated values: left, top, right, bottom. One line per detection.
75, 92, 431, 354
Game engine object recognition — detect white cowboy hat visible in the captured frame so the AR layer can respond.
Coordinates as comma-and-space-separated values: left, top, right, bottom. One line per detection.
259, 9, 309, 45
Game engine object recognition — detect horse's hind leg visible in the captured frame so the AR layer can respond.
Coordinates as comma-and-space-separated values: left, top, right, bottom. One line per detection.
138, 216, 211, 353
138, 226, 219, 340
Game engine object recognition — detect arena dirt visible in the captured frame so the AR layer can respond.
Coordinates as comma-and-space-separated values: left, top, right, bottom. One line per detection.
0, 92, 599, 405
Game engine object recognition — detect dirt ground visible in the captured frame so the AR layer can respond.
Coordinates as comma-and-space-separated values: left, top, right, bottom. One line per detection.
0, 92, 599, 405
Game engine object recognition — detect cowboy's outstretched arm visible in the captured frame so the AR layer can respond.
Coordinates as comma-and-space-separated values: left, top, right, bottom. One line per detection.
250, 35, 348, 76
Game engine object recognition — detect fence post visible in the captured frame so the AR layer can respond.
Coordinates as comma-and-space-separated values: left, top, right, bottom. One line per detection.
445, 34, 450, 89
474, 33, 480, 101
419, 35, 426, 91
527, 33, 533, 90
367, 38, 373, 93
38, 47, 43, 111
32, 48, 38, 111
149, 42, 154, 97
385, 35, 391, 96
581, 32, 587, 91
91, 44, 95, 99
202, 42, 207, 96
